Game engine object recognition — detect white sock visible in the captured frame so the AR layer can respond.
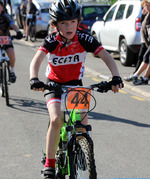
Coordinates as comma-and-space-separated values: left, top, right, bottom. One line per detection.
10, 67, 15, 73
132, 74, 138, 78
142, 76, 148, 80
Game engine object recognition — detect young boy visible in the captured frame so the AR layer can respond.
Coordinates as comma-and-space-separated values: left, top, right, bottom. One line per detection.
0, 0, 23, 83
30, 0, 123, 178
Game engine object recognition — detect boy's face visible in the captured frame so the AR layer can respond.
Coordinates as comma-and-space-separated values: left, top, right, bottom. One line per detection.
0, 4, 4, 13
57, 18, 78, 41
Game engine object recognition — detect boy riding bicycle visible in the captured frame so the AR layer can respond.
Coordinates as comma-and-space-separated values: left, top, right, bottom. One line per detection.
29, 0, 124, 178
0, 0, 23, 84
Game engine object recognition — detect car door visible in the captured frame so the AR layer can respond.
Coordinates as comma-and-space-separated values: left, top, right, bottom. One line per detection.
110, 4, 126, 50
100, 5, 118, 48
100, 4, 126, 51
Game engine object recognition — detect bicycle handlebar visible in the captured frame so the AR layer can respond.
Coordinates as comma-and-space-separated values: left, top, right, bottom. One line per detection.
44, 81, 112, 93
11, 35, 20, 40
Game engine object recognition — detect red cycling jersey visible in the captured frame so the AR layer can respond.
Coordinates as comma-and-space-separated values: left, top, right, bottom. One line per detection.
38, 28, 104, 83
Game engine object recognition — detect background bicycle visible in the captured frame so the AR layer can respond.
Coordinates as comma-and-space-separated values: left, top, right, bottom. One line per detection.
0, 35, 17, 106
41, 81, 112, 179
0, 36, 11, 106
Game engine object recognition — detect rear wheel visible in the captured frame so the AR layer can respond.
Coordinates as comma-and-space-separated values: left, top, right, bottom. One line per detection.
69, 137, 97, 179
2, 62, 9, 106
119, 38, 135, 66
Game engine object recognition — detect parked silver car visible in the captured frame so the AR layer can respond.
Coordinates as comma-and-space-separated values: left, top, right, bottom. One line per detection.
91, 0, 142, 66
16, 0, 53, 35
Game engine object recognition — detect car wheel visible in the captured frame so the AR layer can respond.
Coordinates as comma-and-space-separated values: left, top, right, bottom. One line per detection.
119, 39, 135, 66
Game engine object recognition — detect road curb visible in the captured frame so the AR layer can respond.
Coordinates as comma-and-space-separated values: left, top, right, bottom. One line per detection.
85, 67, 150, 98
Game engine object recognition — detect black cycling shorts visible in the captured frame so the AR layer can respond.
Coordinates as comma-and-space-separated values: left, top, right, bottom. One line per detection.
4, 38, 14, 50
45, 78, 83, 108
143, 46, 150, 64
26, 16, 36, 26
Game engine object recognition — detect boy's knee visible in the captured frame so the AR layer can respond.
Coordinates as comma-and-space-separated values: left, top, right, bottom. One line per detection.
50, 116, 62, 129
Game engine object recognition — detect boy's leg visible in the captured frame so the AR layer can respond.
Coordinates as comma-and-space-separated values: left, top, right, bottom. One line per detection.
134, 61, 148, 76
6, 47, 16, 83
144, 64, 150, 79
6, 47, 15, 68
46, 103, 64, 161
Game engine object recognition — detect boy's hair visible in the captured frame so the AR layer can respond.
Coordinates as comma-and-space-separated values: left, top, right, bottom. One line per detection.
49, 0, 81, 23
0, 0, 4, 6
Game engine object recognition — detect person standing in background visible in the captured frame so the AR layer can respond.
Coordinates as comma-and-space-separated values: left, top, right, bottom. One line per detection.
124, 0, 150, 83
25, 0, 37, 41
20, 0, 27, 37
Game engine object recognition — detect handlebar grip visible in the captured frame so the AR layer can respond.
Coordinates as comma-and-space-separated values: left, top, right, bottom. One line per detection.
44, 82, 63, 90
96, 81, 111, 93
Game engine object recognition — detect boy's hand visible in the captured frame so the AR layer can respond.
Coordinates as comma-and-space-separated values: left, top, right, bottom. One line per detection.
110, 76, 124, 93
30, 78, 45, 92
16, 31, 23, 39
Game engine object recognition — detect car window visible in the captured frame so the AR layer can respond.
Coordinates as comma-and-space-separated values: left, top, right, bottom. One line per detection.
126, 5, 133, 18
41, 9, 49, 13
115, 4, 126, 20
105, 5, 117, 21
82, 6, 110, 20
11, 0, 22, 6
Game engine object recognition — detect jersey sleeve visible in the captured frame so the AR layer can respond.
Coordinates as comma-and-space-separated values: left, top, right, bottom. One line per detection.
2, 11, 14, 26
77, 29, 104, 55
38, 34, 59, 54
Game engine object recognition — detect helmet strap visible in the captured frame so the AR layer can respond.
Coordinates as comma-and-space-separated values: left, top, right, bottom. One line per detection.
58, 31, 68, 49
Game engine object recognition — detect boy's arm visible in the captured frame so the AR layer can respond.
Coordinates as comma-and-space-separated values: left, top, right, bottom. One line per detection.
98, 49, 123, 93
10, 23, 23, 39
10, 23, 20, 33
30, 50, 46, 79
30, 50, 47, 92
98, 49, 120, 76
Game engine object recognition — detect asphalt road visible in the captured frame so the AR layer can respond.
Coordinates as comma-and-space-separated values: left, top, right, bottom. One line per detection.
0, 37, 150, 179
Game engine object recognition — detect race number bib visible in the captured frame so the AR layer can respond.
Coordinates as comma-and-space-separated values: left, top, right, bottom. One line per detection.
61, 87, 92, 111
0, 36, 10, 45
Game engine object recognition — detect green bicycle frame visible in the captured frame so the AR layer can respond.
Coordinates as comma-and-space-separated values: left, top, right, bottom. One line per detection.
60, 109, 81, 141
58, 109, 82, 176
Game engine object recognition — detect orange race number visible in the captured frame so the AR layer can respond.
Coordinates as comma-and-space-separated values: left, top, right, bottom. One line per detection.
0, 36, 10, 45
67, 88, 91, 110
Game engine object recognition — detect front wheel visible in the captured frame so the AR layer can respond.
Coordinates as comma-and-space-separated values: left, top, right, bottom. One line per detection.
2, 62, 9, 106
55, 141, 67, 179
69, 137, 97, 179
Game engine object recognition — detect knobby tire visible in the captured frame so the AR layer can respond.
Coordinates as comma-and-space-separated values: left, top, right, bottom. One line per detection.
69, 137, 97, 179
55, 141, 66, 179
2, 62, 9, 106
0, 68, 4, 97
